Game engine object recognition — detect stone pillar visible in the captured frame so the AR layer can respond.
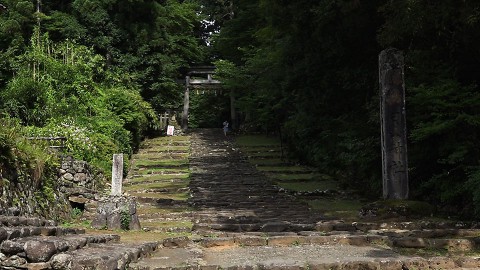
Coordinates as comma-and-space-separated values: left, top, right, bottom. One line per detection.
111, 154, 123, 196
379, 48, 409, 200
182, 76, 190, 130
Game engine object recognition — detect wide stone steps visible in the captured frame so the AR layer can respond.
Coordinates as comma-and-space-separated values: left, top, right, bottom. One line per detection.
128, 234, 480, 270
0, 234, 120, 263
50, 242, 158, 270
0, 214, 159, 269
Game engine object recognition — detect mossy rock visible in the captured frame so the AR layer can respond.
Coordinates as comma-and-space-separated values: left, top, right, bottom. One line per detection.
359, 200, 435, 219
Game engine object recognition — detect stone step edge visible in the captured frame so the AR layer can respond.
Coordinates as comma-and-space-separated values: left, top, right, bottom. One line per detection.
18, 241, 159, 270
129, 256, 480, 270
1, 227, 85, 242
0, 216, 56, 227
0, 234, 120, 263
161, 234, 480, 252
193, 220, 480, 233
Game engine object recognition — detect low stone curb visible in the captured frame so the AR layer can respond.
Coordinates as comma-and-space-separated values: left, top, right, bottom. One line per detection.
0, 227, 84, 242
0, 234, 120, 263
50, 241, 159, 270
0, 216, 55, 227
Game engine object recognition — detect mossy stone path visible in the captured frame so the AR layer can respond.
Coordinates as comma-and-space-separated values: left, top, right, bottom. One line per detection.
188, 129, 325, 232
128, 129, 480, 270
124, 135, 193, 234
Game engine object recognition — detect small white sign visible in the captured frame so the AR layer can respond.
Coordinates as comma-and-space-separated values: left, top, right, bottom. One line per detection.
167, 125, 175, 136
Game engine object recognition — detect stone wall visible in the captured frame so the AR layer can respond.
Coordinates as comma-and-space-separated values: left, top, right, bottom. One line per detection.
0, 161, 70, 220
57, 156, 105, 219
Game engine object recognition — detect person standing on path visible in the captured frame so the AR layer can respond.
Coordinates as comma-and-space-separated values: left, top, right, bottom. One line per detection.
223, 120, 229, 136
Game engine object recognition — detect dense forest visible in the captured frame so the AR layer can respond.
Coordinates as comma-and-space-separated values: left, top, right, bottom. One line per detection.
1, 1, 480, 218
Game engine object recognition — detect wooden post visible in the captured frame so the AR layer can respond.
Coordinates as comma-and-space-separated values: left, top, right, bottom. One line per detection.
379, 48, 409, 200
182, 76, 190, 130
111, 154, 123, 196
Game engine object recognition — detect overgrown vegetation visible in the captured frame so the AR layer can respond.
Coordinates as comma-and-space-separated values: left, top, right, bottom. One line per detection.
207, 0, 480, 218
0, 0, 204, 217
0, 118, 69, 219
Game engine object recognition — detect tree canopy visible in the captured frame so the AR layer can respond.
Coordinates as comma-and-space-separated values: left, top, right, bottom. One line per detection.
1, 0, 480, 217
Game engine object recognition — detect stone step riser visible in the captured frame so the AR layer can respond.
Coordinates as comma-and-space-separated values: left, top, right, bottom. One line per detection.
129, 259, 480, 270
49, 242, 158, 270
195, 234, 480, 252
1, 227, 85, 243
0, 234, 120, 263
0, 216, 56, 227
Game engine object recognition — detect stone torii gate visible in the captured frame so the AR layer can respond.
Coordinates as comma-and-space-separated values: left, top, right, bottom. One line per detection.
182, 66, 235, 130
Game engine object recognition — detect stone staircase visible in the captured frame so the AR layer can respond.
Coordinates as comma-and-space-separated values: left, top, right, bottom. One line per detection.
124, 135, 193, 235
129, 129, 480, 270
0, 214, 157, 269
5, 129, 480, 270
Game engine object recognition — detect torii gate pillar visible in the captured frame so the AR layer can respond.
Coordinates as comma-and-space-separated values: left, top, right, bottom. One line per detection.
182, 76, 190, 130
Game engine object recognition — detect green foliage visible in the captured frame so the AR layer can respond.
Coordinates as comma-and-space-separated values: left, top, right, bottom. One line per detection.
71, 207, 83, 220
189, 91, 230, 128
120, 208, 131, 231
0, 117, 68, 219
408, 80, 480, 216
210, 0, 480, 217
1, 31, 158, 174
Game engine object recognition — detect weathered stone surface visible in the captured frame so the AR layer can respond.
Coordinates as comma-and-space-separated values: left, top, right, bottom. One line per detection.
1, 240, 23, 255
163, 237, 190, 248
260, 222, 290, 232
73, 173, 87, 183
63, 173, 74, 181
92, 196, 141, 230
1, 255, 27, 267
107, 211, 122, 230
51, 253, 73, 269
24, 240, 57, 263
200, 238, 236, 248
379, 48, 409, 200
0, 227, 8, 242
234, 236, 267, 246
392, 237, 427, 248
267, 236, 307, 246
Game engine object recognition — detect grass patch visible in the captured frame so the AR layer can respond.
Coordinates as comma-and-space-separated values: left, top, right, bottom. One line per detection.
136, 205, 193, 215
133, 153, 189, 160
135, 167, 189, 175
248, 159, 291, 166
257, 166, 314, 173
141, 220, 193, 229
236, 135, 280, 146
140, 145, 190, 152
128, 173, 189, 181
124, 181, 189, 192
307, 198, 362, 221
85, 228, 193, 243
133, 159, 189, 167
241, 146, 282, 152
129, 192, 189, 201
270, 173, 329, 181
245, 152, 283, 158
277, 181, 338, 192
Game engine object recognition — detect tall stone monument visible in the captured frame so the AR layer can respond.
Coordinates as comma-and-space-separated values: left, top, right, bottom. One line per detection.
379, 48, 409, 199
111, 154, 123, 196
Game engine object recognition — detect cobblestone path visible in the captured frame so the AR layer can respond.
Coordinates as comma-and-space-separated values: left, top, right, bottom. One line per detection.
188, 129, 325, 232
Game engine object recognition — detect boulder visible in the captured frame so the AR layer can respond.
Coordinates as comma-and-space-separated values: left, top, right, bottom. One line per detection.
24, 240, 57, 263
